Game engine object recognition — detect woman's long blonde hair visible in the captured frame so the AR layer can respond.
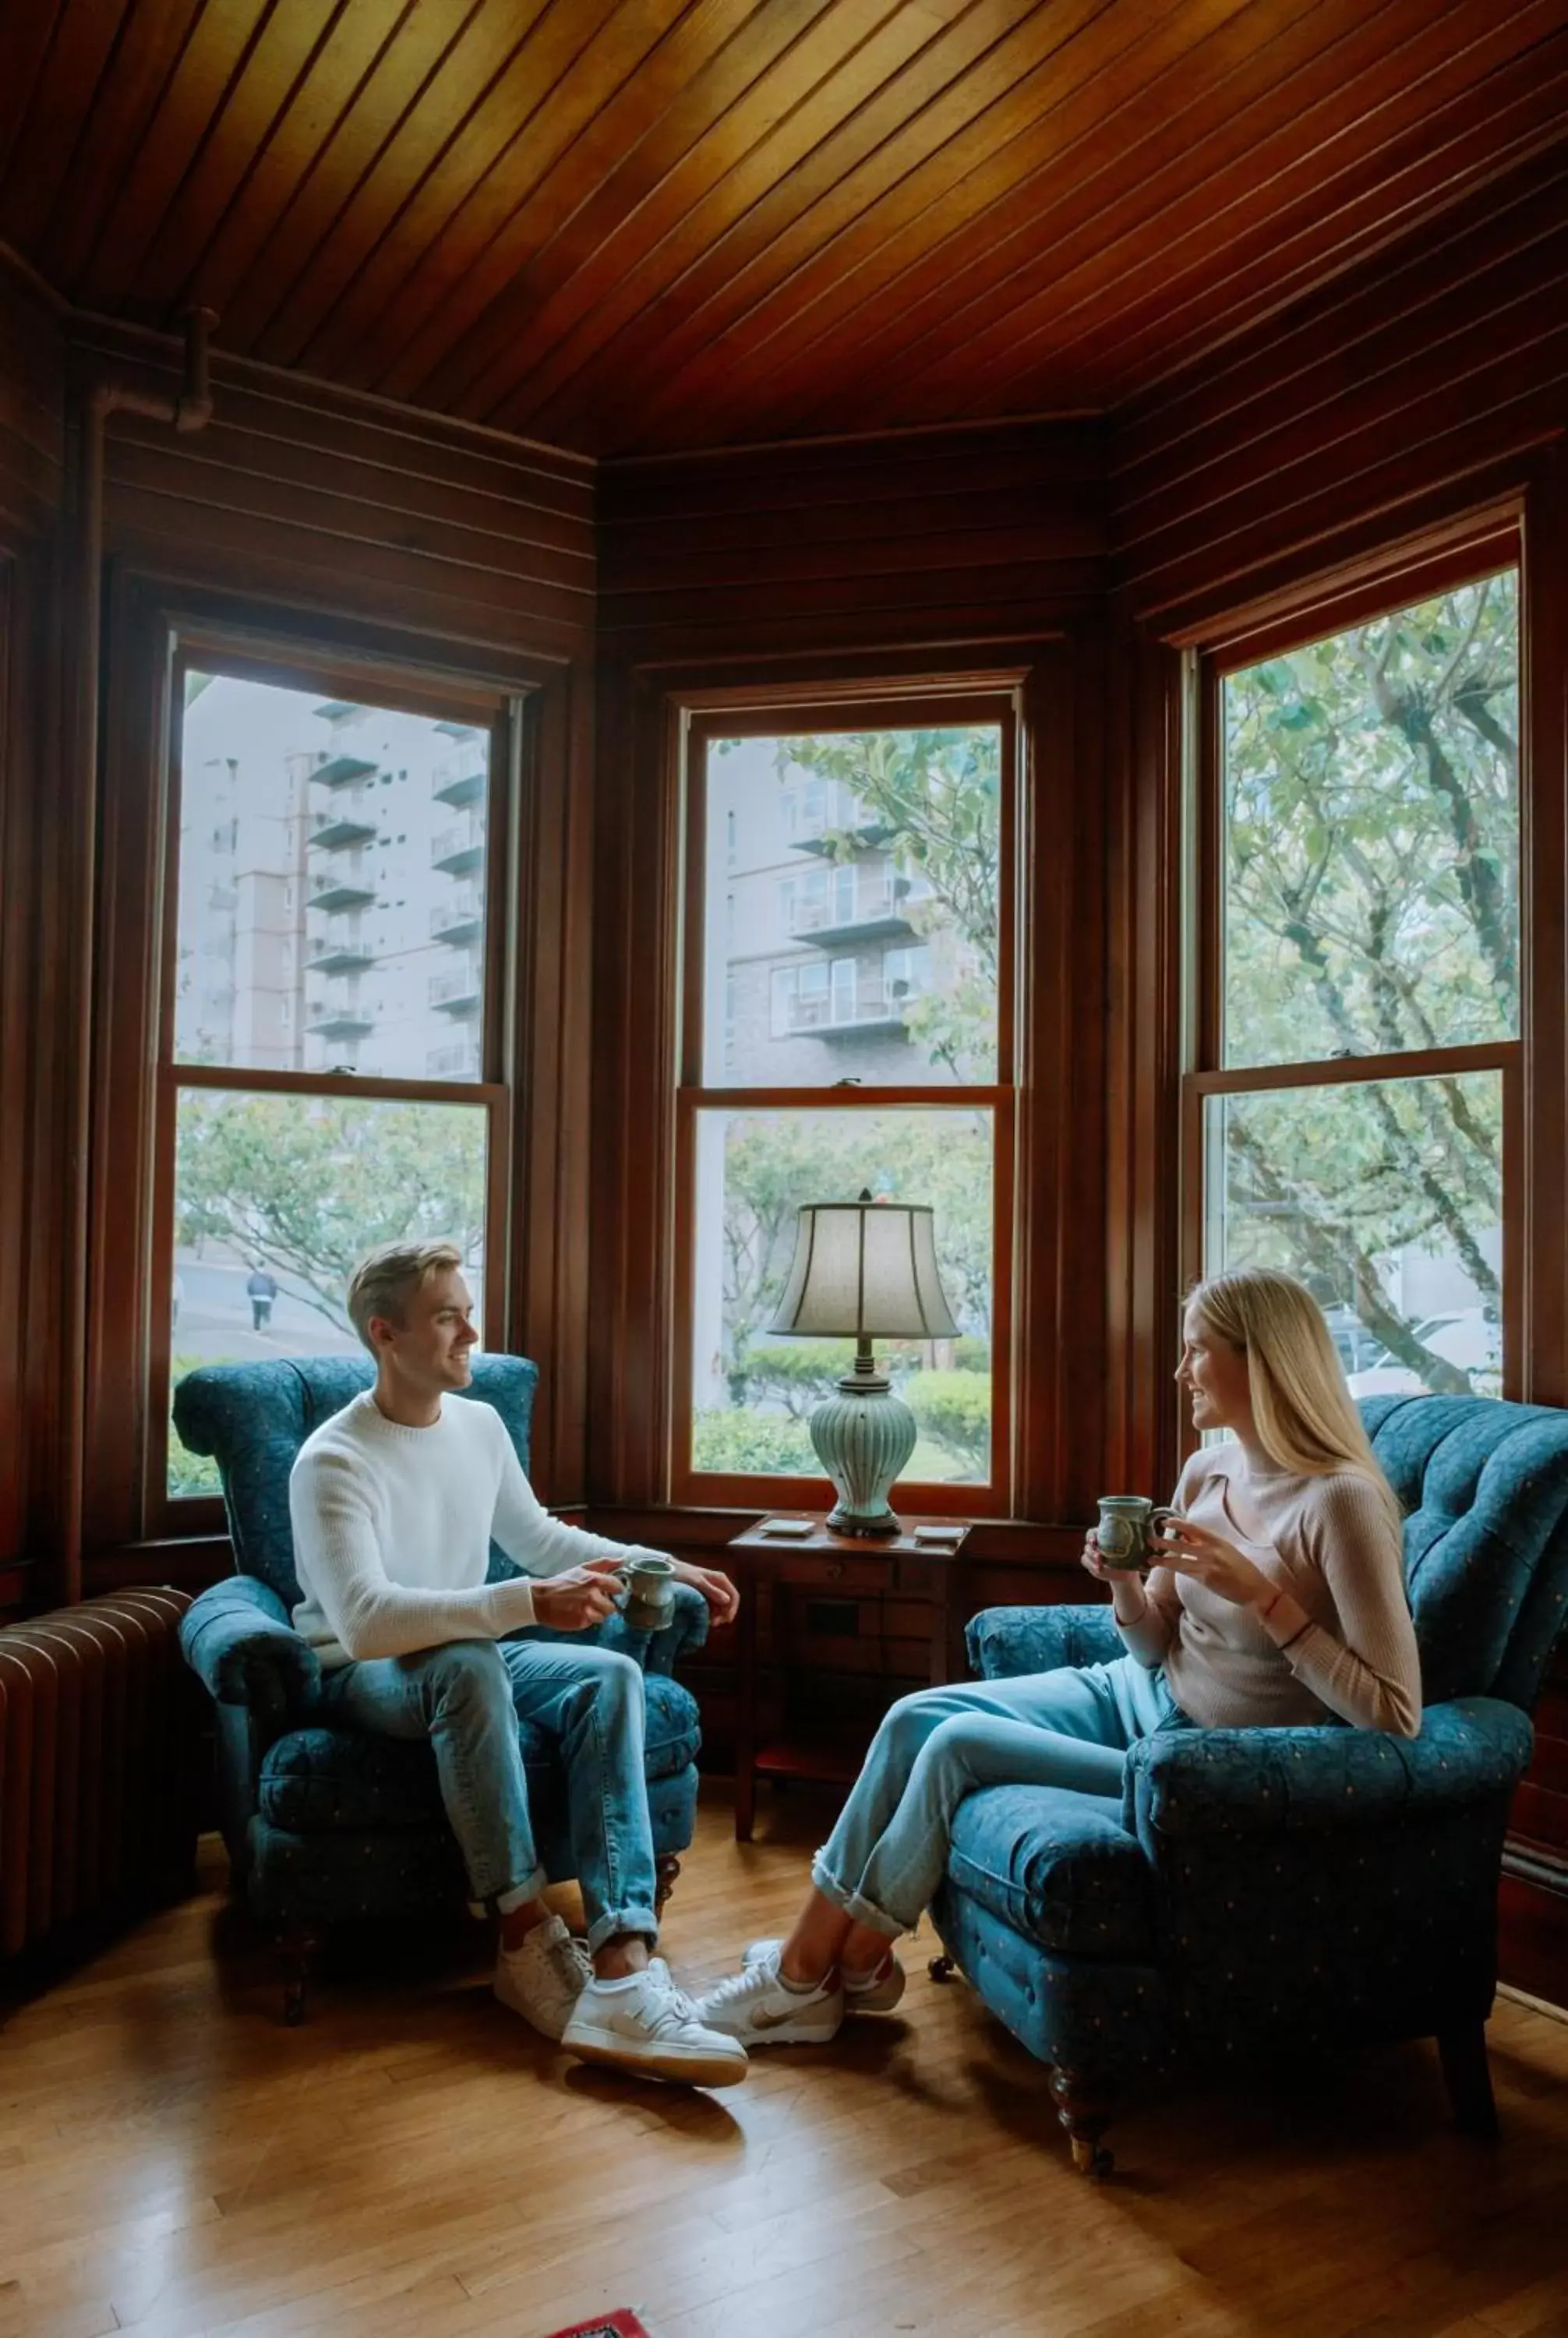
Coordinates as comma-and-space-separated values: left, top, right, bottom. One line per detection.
1188, 1268, 1403, 1535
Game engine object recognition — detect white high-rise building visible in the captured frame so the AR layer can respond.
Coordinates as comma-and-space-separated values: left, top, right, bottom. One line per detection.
703, 736, 951, 1089
175, 678, 490, 1082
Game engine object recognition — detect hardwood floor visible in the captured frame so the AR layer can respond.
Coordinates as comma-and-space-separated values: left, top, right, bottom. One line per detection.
3, 1782, 1567, 2338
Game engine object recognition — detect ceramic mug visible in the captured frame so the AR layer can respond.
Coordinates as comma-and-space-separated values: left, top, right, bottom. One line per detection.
617, 1553, 676, 1630
1094, 1496, 1181, 1570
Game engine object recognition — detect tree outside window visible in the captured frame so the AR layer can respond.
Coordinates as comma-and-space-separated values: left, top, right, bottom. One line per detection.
1196, 569, 1519, 1401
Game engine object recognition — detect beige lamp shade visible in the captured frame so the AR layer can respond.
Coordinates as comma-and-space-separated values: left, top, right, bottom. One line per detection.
768, 1194, 960, 1340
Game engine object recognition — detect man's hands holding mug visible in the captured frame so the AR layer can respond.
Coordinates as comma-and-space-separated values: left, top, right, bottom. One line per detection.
530, 1553, 743, 1633
531, 1556, 625, 1630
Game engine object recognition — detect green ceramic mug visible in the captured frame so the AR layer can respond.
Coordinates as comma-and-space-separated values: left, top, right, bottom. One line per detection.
1094, 1496, 1181, 1570
617, 1553, 676, 1630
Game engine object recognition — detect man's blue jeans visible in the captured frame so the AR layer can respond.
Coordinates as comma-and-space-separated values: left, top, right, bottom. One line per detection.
813, 1656, 1189, 1937
315, 1638, 659, 1953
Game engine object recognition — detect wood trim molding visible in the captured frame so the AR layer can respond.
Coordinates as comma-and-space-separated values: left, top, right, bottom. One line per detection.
83, 573, 596, 1553
590, 630, 1113, 1531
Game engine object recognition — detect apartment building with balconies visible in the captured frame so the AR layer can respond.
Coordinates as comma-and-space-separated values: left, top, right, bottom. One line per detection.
703, 735, 962, 1088
176, 682, 489, 1084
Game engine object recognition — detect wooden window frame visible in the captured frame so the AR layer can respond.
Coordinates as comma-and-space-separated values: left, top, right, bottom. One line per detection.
670, 683, 1022, 1521
83, 581, 566, 1556
1179, 529, 1527, 1457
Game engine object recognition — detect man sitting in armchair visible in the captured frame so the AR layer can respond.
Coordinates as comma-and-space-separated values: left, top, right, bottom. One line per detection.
288, 1238, 746, 2089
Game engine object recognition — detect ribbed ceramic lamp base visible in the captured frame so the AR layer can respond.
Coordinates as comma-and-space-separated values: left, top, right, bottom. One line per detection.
808, 1386, 917, 1537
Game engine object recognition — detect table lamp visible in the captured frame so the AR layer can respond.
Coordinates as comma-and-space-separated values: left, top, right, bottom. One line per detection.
767, 1189, 960, 1536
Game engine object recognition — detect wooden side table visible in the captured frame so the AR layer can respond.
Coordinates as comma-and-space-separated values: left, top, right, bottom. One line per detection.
726, 1513, 972, 1841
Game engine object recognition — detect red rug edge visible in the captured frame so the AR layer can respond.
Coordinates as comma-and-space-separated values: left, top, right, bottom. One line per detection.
539, 2312, 653, 2338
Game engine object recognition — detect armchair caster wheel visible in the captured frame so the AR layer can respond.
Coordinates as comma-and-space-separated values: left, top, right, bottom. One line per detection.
1051, 2064, 1114, 2178
1071, 2138, 1114, 2179
928, 1954, 959, 1983
277, 1926, 318, 2026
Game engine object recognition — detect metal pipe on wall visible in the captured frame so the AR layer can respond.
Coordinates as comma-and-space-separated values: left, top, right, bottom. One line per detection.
59, 308, 217, 1604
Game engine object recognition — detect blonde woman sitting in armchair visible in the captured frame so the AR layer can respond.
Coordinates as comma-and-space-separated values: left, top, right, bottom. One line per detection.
696, 1266, 1421, 2047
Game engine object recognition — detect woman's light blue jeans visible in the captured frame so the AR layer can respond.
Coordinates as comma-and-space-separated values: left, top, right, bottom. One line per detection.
812, 1655, 1187, 1938
314, 1637, 659, 1953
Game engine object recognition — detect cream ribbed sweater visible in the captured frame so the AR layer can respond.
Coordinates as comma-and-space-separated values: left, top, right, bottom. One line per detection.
1115, 1442, 1421, 1736
288, 1391, 666, 1669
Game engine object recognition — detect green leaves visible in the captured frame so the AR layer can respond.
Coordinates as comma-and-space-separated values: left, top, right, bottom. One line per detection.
1216, 572, 1517, 1378
905, 1369, 991, 1471
691, 1410, 817, 1473
1223, 572, 1519, 1072
709, 1107, 994, 1479
175, 1090, 486, 1330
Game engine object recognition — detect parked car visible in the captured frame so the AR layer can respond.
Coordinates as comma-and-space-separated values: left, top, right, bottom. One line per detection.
1346, 1308, 1503, 1400
1323, 1305, 1386, 1375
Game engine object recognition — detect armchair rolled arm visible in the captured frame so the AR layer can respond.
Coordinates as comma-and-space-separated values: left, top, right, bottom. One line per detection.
1125, 1697, 1534, 1846
633, 1579, 711, 1674
966, 1602, 1123, 1682
180, 1577, 322, 1725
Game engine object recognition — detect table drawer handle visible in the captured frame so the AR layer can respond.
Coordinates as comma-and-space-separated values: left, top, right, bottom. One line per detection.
825, 1559, 844, 1580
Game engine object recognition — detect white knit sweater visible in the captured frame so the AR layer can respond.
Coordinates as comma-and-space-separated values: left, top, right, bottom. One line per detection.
288, 1391, 663, 1669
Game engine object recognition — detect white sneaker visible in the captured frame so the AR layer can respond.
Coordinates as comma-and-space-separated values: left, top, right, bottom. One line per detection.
493, 1912, 592, 2042
561, 1957, 749, 2089
743, 1935, 906, 2014
697, 1943, 844, 2045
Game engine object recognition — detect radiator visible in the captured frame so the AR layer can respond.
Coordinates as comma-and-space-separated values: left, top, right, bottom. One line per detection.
0, 1588, 202, 1958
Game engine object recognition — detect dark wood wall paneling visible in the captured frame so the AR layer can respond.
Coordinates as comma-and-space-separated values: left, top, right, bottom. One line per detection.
596, 422, 1110, 657
1112, 140, 1568, 637
79, 320, 595, 660
0, 257, 63, 540
0, 258, 65, 1616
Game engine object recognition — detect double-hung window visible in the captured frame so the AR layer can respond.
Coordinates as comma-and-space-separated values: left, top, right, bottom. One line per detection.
1186, 562, 1521, 1411
155, 651, 516, 1516
676, 695, 1017, 1512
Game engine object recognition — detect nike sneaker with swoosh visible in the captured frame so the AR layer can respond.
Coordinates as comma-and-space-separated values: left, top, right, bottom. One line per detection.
743, 1935, 906, 2013
695, 1944, 844, 2045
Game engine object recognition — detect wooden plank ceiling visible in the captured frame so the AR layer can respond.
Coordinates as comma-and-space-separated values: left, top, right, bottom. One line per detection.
2, 0, 1566, 457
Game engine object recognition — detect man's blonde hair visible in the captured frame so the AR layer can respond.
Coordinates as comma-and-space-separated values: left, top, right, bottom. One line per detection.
347, 1240, 464, 1351
1188, 1267, 1403, 1537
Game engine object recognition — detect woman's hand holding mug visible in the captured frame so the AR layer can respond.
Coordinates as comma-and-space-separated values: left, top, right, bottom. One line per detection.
1146, 1514, 1269, 1605
1080, 1527, 1153, 1623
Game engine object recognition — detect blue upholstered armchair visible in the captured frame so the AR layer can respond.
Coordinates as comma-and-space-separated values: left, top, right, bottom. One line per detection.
930, 1394, 1568, 2174
175, 1354, 708, 2021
